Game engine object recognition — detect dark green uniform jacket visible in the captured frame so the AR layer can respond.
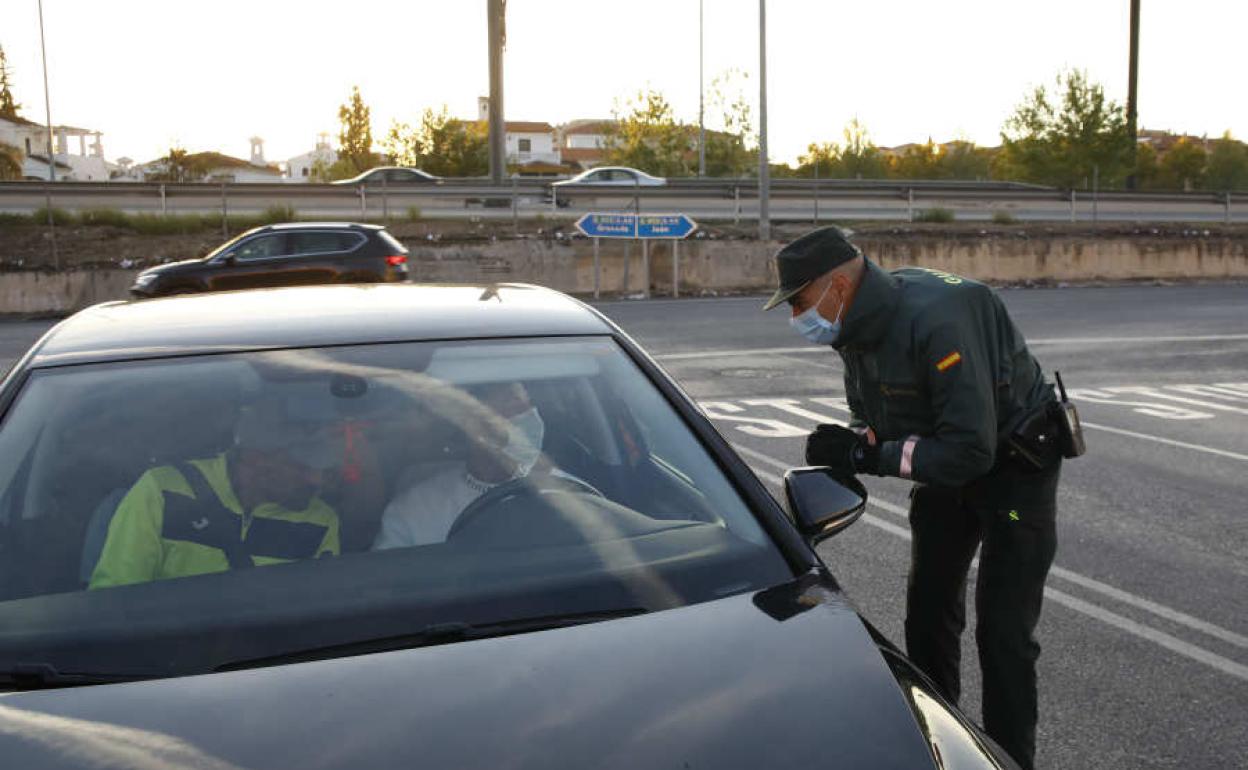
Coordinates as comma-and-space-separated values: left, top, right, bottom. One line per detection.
833, 260, 1054, 487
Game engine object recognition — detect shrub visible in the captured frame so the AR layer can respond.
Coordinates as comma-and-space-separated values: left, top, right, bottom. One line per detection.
914, 207, 955, 223
31, 206, 76, 226
258, 205, 297, 225
405, 206, 422, 222
0, 212, 32, 226
79, 208, 132, 228
991, 210, 1017, 225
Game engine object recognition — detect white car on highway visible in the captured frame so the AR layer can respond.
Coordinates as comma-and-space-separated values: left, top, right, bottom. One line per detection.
551, 166, 667, 188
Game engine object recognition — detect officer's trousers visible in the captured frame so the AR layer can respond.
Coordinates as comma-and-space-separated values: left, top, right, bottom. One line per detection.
905, 458, 1060, 770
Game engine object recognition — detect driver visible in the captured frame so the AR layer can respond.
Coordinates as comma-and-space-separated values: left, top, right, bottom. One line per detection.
88, 391, 343, 589
373, 381, 573, 549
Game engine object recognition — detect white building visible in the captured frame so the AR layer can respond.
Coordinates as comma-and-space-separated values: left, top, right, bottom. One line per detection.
134, 140, 283, 183
558, 119, 613, 170
0, 115, 110, 180
285, 133, 338, 182
475, 97, 561, 171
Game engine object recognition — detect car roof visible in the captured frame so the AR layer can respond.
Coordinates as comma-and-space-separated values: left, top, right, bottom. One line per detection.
257, 222, 382, 232
24, 284, 615, 369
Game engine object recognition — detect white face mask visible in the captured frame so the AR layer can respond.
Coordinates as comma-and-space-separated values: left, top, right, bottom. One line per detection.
789, 282, 844, 345
502, 407, 545, 478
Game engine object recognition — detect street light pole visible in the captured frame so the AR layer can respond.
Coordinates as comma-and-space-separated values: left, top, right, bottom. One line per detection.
698, 0, 705, 178
1125, 0, 1140, 190
37, 0, 58, 269
487, 0, 506, 183
757, 0, 770, 241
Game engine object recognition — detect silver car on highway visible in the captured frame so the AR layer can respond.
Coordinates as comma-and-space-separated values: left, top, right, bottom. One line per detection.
551, 166, 667, 188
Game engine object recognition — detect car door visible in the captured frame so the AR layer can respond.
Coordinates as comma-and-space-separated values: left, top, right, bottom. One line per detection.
207, 233, 315, 291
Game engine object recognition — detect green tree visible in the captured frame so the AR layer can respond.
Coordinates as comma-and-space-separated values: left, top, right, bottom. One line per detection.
0, 142, 21, 180
1156, 137, 1207, 191
889, 139, 942, 179
148, 146, 196, 182
836, 119, 886, 179
605, 89, 691, 177
0, 45, 20, 120
336, 85, 377, 175
937, 140, 993, 180
1132, 142, 1160, 189
703, 70, 756, 177
1205, 132, 1248, 191
797, 141, 838, 178
385, 106, 488, 177
995, 70, 1133, 188
797, 119, 886, 179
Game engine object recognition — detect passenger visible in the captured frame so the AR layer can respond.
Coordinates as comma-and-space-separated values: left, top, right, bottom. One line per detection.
89, 393, 343, 589
373, 381, 570, 549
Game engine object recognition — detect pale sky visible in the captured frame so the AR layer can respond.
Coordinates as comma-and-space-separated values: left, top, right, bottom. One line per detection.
1, 0, 1243, 166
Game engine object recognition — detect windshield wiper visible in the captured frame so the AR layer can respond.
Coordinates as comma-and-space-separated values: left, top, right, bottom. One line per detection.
0, 663, 152, 691
216, 607, 650, 673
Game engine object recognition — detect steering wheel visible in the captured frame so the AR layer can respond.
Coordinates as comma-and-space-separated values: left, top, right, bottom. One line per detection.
447, 472, 604, 542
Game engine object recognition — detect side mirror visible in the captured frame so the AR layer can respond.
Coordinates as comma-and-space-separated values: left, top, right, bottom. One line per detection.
219, 253, 236, 265
784, 468, 868, 545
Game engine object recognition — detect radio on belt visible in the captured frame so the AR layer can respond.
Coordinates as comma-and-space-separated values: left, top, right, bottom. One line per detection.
1050, 371, 1086, 459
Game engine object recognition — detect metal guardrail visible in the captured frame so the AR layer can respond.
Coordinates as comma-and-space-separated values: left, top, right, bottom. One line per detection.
0, 179, 1243, 225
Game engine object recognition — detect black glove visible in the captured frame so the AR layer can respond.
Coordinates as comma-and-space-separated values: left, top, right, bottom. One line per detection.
805, 424, 881, 477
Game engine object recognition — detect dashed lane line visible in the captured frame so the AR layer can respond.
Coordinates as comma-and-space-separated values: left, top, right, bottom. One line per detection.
733, 443, 1248, 653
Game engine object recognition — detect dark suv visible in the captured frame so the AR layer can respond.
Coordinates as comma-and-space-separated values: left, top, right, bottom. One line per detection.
129, 222, 409, 297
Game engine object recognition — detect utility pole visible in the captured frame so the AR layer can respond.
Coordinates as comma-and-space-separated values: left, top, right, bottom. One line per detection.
1125, 0, 1140, 190
757, 0, 770, 241
37, 0, 58, 269
487, 0, 506, 183
698, 0, 705, 177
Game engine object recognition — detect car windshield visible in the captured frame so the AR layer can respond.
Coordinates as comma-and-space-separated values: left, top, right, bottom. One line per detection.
0, 337, 791, 681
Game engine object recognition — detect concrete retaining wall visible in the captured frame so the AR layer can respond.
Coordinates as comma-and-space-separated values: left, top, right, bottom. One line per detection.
4, 234, 1246, 314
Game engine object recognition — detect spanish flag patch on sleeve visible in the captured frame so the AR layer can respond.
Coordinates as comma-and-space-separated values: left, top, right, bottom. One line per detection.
936, 351, 963, 372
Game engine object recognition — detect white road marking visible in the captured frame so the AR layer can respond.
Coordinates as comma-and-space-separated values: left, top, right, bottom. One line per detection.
728, 441, 1248, 653
1105, 387, 1248, 417
741, 398, 846, 426
1066, 389, 1213, 420
1081, 421, 1248, 463
741, 453, 1248, 680
1168, 385, 1248, 403
699, 401, 808, 438
654, 334, 1248, 361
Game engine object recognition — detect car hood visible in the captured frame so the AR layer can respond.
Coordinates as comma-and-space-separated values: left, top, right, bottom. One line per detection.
139, 258, 206, 277
0, 576, 937, 769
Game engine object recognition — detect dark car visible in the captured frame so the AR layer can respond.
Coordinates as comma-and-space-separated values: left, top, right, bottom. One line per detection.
0, 284, 1017, 769
330, 166, 441, 186
129, 222, 409, 297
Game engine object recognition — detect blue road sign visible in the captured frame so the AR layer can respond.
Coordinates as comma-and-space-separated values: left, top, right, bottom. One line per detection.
575, 213, 697, 239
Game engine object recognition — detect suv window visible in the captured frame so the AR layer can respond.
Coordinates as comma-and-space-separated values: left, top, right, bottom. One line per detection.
291, 231, 360, 255
232, 234, 288, 261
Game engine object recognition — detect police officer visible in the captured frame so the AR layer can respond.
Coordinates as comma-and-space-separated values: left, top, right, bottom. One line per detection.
764, 227, 1063, 770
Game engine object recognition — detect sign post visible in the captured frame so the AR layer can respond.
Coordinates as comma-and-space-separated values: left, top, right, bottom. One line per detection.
575, 213, 698, 298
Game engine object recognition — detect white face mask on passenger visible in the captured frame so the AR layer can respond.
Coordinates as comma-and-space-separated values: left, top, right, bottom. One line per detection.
502, 407, 545, 477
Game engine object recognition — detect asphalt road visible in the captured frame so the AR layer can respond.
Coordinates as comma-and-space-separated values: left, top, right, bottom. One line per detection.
594, 285, 1248, 769
1, 285, 1246, 767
